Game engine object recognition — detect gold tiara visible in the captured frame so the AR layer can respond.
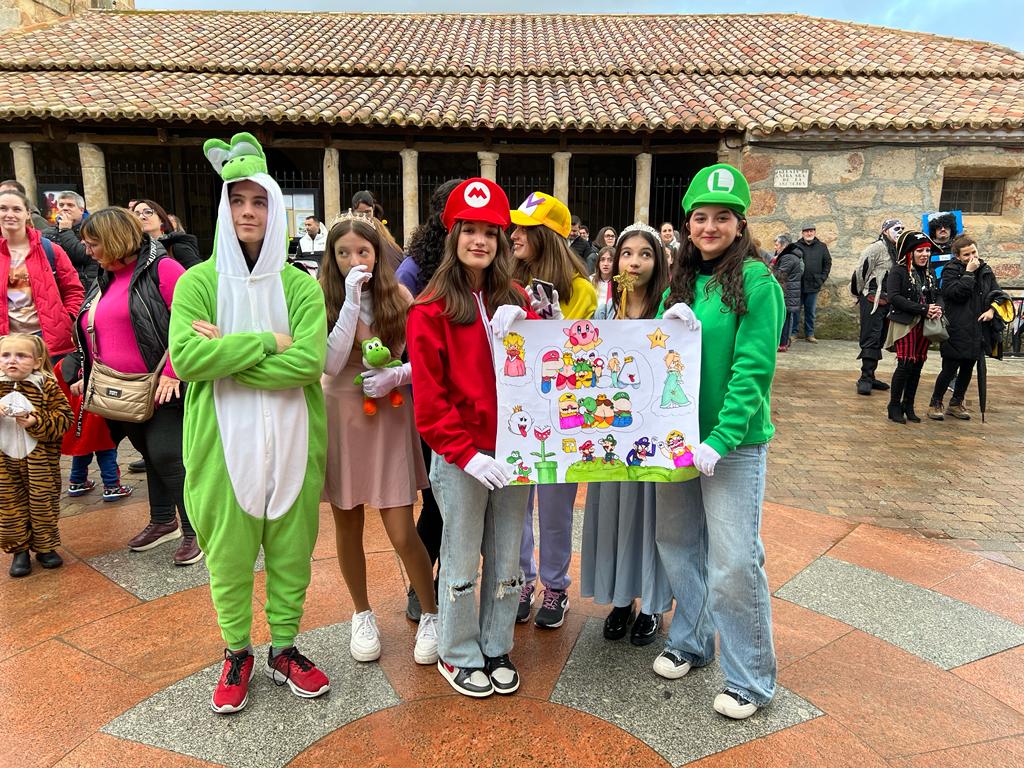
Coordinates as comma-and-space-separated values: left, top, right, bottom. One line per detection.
328, 208, 375, 228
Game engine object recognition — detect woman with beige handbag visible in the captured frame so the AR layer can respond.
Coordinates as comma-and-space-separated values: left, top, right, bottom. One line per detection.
69, 207, 200, 566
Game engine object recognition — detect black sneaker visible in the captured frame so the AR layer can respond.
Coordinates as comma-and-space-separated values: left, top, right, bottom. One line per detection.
516, 582, 536, 623
437, 659, 493, 698
652, 649, 692, 679
603, 605, 634, 640
483, 654, 520, 695
630, 612, 661, 646
128, 459, 147, 473
713, 689, 759, 720
406, 584, 422, 623
534, 587, 569, 629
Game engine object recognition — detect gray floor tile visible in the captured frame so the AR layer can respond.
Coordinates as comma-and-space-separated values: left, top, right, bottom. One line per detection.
775, 556, 1024, 669
103, 622, 399, 768
551, 618, 820, 766
87, 546, 265, 601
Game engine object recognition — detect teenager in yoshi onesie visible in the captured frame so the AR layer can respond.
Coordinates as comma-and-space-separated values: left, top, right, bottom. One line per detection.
168, 133, 330, 714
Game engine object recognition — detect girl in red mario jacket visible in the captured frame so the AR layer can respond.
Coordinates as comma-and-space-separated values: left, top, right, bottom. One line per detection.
407, 178, 538, 699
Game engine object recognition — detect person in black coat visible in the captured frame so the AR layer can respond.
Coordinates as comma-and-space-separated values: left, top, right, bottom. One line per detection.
771, 233, 804, 350
884, 231, 942, 424
795, 225, 831, 342
131, 199, 205, 269
927, 236, 1001, 421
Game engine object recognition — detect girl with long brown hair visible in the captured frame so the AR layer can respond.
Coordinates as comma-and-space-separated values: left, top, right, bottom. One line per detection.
319, 213, 437, 667
407, 178, 537, 699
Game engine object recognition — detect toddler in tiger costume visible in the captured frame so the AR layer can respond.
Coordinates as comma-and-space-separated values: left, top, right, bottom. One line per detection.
0, 334, 72, 577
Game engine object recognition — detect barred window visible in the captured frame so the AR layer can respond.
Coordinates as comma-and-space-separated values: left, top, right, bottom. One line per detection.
939, 177, 1004, 215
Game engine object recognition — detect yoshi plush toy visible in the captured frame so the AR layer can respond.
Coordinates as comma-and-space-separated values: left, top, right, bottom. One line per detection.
353, 337, 404, 415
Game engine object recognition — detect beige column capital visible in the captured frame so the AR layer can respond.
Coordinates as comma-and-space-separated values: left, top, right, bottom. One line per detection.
323, 147, 340, 226
78, 142, 108, 210
552, 151, 571, 204
399, 148, 419, 246
10, 142, 37, 204
633, 152, 653, 225
477, 151, 499, 182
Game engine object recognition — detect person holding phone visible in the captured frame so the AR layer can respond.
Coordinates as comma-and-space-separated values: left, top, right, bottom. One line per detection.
508, 191, 596, 630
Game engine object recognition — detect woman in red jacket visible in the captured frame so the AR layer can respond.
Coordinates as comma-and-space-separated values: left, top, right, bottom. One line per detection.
0, 189, 84, 360
407, 178, 537, 699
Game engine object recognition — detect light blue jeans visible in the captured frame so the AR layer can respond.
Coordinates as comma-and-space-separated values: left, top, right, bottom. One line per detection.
654, 443, 777, 706
430, 453, 529, 669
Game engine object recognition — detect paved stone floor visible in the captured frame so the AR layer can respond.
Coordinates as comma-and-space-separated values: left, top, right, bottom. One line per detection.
2, 342, 1022, 766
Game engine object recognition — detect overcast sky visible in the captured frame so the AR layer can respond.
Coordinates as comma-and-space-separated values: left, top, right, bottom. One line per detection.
134, 0, 1020, 53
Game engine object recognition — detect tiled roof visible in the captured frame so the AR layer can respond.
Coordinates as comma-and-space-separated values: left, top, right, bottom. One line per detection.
2, 11, 1022, 78
0, 12, 1021, 135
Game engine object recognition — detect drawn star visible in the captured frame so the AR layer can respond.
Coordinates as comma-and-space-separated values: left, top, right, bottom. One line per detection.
647, 327, 669, 349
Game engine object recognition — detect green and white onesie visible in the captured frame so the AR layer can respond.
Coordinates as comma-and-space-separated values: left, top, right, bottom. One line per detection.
169, 134, 327, 651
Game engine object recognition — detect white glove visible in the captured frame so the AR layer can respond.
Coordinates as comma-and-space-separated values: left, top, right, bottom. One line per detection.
526, 285, 562, 320
694, 443, 722, 477
325, 301, 360, 376
361, 362, 411, 398
663, 302, 700, 331
464, 453, 513, 490
345, 264, 373, 306
490, 304, 527, 339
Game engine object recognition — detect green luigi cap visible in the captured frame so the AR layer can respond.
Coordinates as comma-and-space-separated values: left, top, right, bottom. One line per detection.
612, 392, 630, 401
681, 163, 751, 216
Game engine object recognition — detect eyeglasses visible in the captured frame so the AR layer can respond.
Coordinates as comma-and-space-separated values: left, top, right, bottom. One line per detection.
134, 209, 155, 218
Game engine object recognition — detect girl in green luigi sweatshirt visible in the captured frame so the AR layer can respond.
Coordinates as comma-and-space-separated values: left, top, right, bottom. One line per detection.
652, 164, 784, 722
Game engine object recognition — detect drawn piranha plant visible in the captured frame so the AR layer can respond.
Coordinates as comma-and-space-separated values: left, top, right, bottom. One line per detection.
531, 425, 559, 483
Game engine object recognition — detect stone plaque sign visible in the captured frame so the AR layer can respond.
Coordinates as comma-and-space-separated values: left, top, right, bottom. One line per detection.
774, 169, 810, 188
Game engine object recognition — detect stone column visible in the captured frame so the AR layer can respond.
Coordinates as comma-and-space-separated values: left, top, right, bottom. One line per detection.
634, 152, 653, 225
399, 148, 419, 245
10, 142, 37, 203
77, 143, 108, 210
323, 147, 340, 225
552, 151, 571, 203
478, 151, 499, 182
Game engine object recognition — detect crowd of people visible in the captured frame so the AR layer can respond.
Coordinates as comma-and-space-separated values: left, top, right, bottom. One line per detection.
28, 131, 995, 725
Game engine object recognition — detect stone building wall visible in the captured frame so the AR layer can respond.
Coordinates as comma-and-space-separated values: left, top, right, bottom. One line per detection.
740, 142, 1024, 339
0, 0, 133, 33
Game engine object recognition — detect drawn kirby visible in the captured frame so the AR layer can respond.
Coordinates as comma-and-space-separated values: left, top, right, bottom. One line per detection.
563, 320, 602, 353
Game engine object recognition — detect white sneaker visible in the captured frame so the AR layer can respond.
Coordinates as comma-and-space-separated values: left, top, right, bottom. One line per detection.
652, 649, 692, 680
414, 612, 439, 665
713, 690, 759, 720
350, 610, 381, 662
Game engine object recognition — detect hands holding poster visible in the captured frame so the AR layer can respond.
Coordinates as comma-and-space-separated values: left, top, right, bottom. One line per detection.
493, 318, 701, 485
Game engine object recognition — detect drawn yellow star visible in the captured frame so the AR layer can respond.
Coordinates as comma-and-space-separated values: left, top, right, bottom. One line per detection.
647, 327, 669, 349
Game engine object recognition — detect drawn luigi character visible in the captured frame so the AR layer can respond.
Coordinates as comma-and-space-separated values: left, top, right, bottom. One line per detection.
599, 434, 618, 464
611, 391, 633, 427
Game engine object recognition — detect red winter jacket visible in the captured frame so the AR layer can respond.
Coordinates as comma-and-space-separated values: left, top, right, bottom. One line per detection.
0, 227, 85, 355
408, 287, 537, 469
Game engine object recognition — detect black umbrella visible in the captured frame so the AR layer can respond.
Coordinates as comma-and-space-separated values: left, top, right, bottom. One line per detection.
977, 347, 987, 423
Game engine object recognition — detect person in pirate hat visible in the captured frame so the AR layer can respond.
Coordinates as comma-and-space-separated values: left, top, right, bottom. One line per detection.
653, 163, 784, 721
852, 218, 904, 395
169, 133, 330, 714
407, 178, 540, 699
883, 230, 942, 424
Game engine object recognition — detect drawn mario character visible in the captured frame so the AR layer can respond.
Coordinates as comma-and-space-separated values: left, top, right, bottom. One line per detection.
556, 352, 577, 391
626, 437, 655, 466
661, 430, 695, 468
593, 394, 615, 427
599, 434, 618, 464
558, 392, 584, 429
563, 319, 602, 353
506, 450, 533, 483
618, 355, 641, 389
540, 349, 561, 394
612, 391, 633, 427
507, 405, 533, 437
579, 440, 596, 462
503, 332, 526, 377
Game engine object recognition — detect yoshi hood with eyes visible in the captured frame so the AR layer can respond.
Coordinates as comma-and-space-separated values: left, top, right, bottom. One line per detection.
202, 132, 308, 521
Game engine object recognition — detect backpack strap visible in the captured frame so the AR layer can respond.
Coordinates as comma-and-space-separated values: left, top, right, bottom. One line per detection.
40, 236, 57, 276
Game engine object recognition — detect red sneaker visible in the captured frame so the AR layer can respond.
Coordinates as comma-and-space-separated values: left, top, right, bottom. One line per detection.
211, 648, 255, 714
264, 646, 330, 698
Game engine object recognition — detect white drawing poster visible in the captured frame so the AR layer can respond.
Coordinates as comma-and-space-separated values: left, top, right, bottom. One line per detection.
493, 318, 701, 484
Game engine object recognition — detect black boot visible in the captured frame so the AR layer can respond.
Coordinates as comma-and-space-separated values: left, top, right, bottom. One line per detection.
888, 362, 908, 423
856, 376, 873, 396
9, 550, 31, 577
902, 362, 923, 423
862, 357, 890, 391
36, 551, 63, 569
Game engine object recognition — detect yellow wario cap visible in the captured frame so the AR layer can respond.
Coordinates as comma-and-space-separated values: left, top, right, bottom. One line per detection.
510, 191, 572, 238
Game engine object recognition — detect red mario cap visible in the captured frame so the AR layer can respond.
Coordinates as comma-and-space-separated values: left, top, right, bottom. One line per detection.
441, 178, 511, 231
